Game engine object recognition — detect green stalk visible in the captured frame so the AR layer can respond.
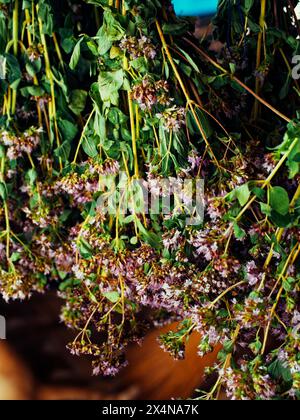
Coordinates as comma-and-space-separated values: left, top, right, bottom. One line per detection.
120, 4, 139, 178
11, 0, 19, 115
156, 20, 220, 168
25, 8, 42, 126
234, 137, 299, 223
183, 38, 291, 124
94, 6, 101, 29
13, 0, 19, 56
0, 157, 11, 264
261, 242, 300, 355
128, 92, 139, 178
254, 0, 267, 119
37, 5, 62, 170
52, 32, 65, 69
257, 182, 300, 291
72, 109, 95, 165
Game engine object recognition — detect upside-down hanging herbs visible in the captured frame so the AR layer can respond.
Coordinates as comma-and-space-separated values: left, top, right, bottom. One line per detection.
0, 0, 300, 400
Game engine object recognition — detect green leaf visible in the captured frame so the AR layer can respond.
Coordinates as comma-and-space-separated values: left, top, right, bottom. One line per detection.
233, 222, 246, 240
96, 9, 125, 55
108, 107, 128, 125
187, 108, 213, 139
270, 211, 292, 228
162, 22, 188, 35
223, 340, 234, 353
26, 168, 37, 185
249, 338, 262, 355
136, 219, 162, 249
23, 85, 45, 97
97, 25, 113, 56
253, 187, 265, 200
235, 183, 250, 207
37, 0, 54, 35
82, 135, 99, 158
25, 58, 42, 77
260, 202, 272, 216
0, 181, 7, 201
58, 271, 68, 280
130, 236, 138, 245
130, 57, 148, 73
69, 38, 83, 70
69, 89, 88, 116
268, 359, 292, 383
59, 278, 81, 291
54, 141, 71, 162
0, 146, 5, 159
103, 291, 120, 303
283, 277, 295, 292
78, 238, 93, 259
98, 69, 124, 106
11, 252, 21, 262
2, 54, 21, 89
58, 119, 78, 143
229, 62, 236, 74
94, 111, 107, 140
176, 46, 200, 73
244, 0, 255, 14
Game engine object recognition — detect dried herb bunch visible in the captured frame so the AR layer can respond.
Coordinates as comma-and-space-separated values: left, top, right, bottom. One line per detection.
1, 0, 300, 400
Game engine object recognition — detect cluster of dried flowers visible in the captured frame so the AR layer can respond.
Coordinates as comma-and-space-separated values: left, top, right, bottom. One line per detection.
0, 0, 300, 400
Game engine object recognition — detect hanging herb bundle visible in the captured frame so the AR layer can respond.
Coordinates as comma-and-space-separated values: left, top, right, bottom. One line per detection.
1, 0, 300, 400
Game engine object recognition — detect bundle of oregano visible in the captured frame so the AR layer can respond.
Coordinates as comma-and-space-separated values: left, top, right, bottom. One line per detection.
1, 0, 300, 400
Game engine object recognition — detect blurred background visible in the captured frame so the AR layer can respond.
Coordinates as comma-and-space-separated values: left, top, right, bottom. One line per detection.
0, 292, 220, 400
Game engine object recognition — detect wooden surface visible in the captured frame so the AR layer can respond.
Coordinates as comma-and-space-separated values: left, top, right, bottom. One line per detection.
0, 342, 34, 400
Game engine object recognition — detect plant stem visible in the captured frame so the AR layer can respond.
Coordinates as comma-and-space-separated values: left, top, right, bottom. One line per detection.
204, 325, 240, 400
94, 6, 101, 28
128, 92, 139, 178
260, 182, 300, 282
13, 0, 19, 60
234, 137, 299, 223
72, 109, 95, 164
37, 6, 62, 170
24, 9, 32, 45
122, 0, 126, 16
25, 8, 42, 126
208, 281, 246, 309
0, 157, 11, 264
261, 242, 300, 355
120, 4, 138, 178
52, 32, 65, 69
183, 38, 291, 124
156, 20, 220, 167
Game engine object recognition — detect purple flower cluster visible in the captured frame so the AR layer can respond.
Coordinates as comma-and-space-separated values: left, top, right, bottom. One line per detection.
157, 106, 186, 132
1, 127, 42, 160
131, 77, 171, 111
120, 35, 156, 60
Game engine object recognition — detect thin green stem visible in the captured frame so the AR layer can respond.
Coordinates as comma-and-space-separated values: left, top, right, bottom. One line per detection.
11, 0, 19, 115
183, 38, 291, 124
128, 92, 139, 178
156, 20, 220, 168
234, 137, 299, 223
72, 109, 96, 164
254, 0, 267, 119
